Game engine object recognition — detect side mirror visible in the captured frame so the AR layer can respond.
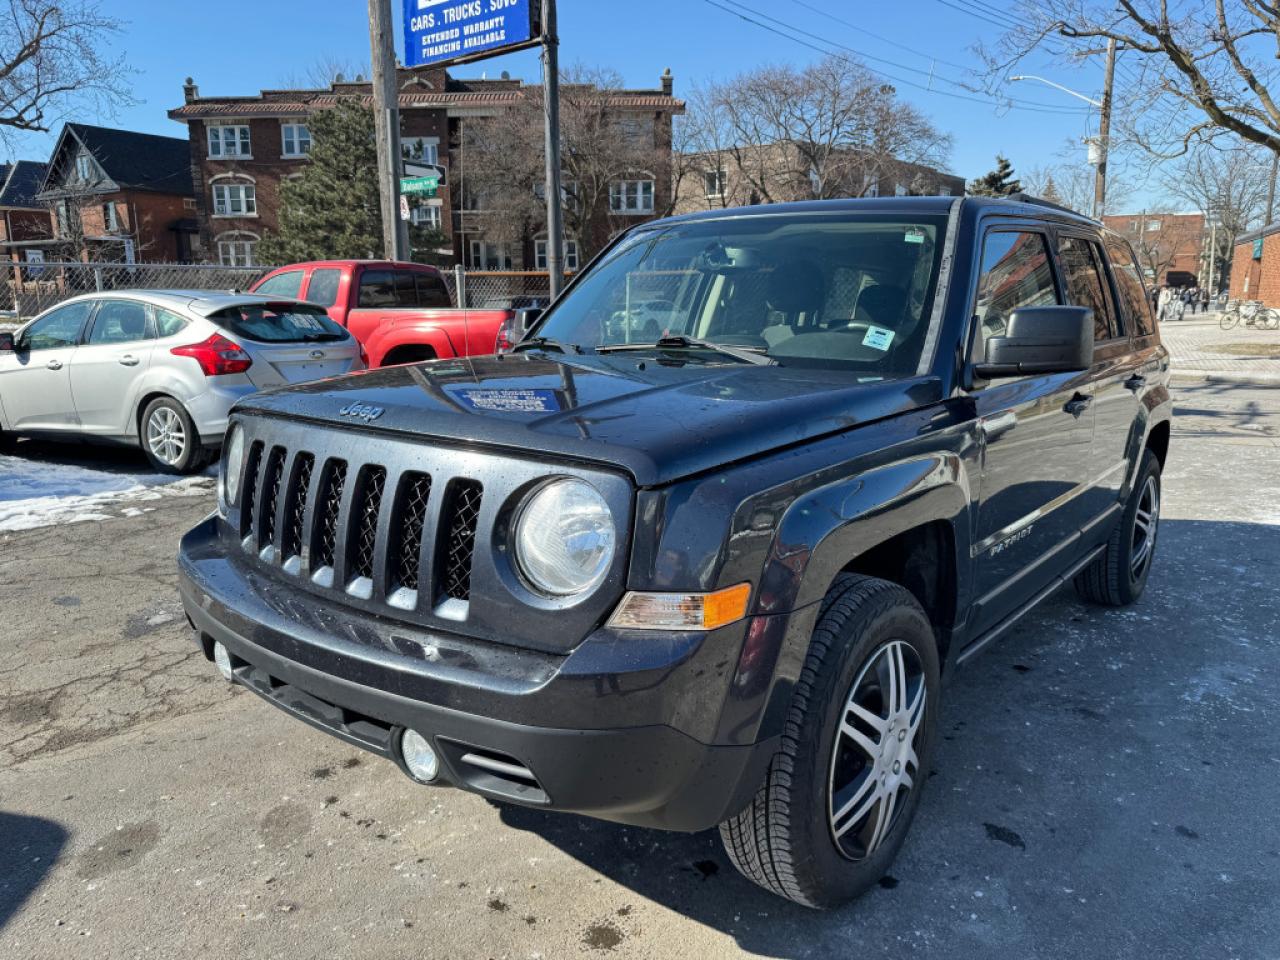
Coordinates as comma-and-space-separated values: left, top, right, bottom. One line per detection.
0, 331, 14, 353
513, 307, 542, 338
974, 305, 1093, 379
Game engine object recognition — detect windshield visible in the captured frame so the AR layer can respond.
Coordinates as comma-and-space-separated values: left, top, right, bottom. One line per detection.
210, 304, 349, 343
532, 212, 949, 375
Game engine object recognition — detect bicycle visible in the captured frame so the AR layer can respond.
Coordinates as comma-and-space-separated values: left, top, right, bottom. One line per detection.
1219, 299, 1263, 331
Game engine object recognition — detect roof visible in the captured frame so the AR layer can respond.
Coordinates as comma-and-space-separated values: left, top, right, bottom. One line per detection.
0, 160, 50, 209
41, 124, 193, 197
1233, 221, 1280, 246
51, 289, 310, 315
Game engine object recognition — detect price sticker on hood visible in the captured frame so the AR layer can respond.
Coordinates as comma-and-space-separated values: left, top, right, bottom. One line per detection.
862, 325, 895, 351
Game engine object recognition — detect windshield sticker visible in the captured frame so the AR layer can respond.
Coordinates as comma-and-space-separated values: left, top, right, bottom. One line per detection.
862, 325, 895, 351
904, 228, 926, 244
454, 388, 563, 414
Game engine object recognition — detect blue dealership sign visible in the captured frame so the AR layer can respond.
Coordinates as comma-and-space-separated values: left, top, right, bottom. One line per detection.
403, 0, 539, 69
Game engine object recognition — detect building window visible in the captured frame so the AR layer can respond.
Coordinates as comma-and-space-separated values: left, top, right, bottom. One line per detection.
217, 233, 258, 266
208, 124, 252, 158
411, 204, 442, 229
55, 201, 70, 237
183, 198, 197, 210
704, 170, 726, 199
102, 202, 119, 233
533, 178, 580, 211
609, 178, 654, 214
1146, 219, 1162, 232
281, 123, 312, 158
468, 240, 511, 270
75, 153, 93, 181
615, 116, 650, 146
402, 137, 439, 165
534, 237, 580, 272
212, 181, 257, 217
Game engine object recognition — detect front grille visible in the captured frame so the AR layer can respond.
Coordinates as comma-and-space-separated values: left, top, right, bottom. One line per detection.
237, 445, 483, 613
440, 480, 483, 602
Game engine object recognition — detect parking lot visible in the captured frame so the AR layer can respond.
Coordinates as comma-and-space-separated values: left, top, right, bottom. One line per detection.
2, 380, 1278, 960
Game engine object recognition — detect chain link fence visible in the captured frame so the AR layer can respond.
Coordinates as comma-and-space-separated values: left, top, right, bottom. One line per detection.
2, 261, 272, 320
443, 270, 558, 311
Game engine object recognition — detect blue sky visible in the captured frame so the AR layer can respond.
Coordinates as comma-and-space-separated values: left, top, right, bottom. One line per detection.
8, 0, 1121, 198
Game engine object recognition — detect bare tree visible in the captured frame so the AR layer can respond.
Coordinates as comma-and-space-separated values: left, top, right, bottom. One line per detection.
982, 1, 1280, 158
279, 55, 370, 89
1111, 213, 1195, 284
0, 1, 133, 146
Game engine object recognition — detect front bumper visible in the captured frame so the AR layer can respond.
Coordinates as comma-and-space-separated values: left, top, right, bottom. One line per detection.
178, 516, 779, 831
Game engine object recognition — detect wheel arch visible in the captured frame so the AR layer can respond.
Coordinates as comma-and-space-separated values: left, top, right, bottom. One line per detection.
1144, 418, 1170, 469
366, 326, 454, 367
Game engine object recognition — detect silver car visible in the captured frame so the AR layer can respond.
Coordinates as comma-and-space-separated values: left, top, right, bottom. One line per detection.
0, 290, 365, 473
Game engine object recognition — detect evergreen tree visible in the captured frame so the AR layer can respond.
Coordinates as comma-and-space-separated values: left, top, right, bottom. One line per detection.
260, 98, 384, 263
1040, 173, 1063, 204
969, 155, 1022, 197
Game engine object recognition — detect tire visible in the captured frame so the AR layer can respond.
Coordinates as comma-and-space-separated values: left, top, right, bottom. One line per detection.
1074, 450, 1161, 606
719, 574, 941, 909
140, 397, 207, 474
0, 428, 17, 453
1220, 311, 1239, 331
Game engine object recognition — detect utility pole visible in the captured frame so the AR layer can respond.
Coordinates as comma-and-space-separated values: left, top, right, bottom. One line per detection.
369, 0, 409, 261
541, 0, 565, 299
1266, 152, 1279, 225
1093, 37, 1116, 220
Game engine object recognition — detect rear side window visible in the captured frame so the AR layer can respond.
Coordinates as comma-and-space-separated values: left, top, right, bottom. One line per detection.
307, 268, 342, 307
972, 231, 1058, 358
1104, 238, 1156, 337
256, 270, 304, 298
414, 272, 451, 308
1058, 236, 1121, 341
87, 300, 150, 345
358, 270, 396, 307
210, 304, 349, 343
358, 269, 450, 308
154, 308, 189, 338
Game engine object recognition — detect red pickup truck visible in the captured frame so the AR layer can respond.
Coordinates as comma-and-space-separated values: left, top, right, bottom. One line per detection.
250, 260, 515, 367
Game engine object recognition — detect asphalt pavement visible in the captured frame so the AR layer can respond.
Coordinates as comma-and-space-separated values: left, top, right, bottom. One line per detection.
1, 382, 1278, 960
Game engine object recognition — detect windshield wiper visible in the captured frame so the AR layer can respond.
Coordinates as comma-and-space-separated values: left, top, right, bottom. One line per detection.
598, 335, 774, 366
511, 336, 585, 355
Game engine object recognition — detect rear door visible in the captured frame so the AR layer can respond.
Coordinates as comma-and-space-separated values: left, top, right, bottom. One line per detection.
965, 223, 1096, 637
301, 267, 346, 323
68, 298, 154, 434
0, 301, 94, 431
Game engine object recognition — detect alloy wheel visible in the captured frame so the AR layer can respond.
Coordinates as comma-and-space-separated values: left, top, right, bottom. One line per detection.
146, 407, 187, 466
1131, 474, 1160, 580
827, 639, 926, 861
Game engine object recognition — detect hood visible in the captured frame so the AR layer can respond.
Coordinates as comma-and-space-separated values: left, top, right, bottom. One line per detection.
236, 353, 945, 487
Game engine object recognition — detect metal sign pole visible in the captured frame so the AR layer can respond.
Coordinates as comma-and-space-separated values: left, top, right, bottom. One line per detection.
369, 0, 409, 261
541, 0, 565, 299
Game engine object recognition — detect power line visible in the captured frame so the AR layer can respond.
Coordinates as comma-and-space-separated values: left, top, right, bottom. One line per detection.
703, 0, 1090, 114
781, 0, 971, 73
956, 0, 1023, 30
928, 0, 1016, 30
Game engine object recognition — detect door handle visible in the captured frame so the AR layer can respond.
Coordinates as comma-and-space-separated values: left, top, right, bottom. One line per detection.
1064, 393, 1093, 417
1124, 374, 1146, 392
45, 359, 63, 371
118, 355, 140, 366
979, 410, 1018, 440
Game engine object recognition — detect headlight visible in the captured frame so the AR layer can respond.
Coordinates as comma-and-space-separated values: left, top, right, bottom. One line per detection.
514, 479, 615, 596
222, 423, 245, 506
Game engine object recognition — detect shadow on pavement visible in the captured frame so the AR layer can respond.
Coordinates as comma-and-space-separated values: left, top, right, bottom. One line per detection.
0, 812, 68, 930
502, 518, 1280, 959
3, 436, 157, 476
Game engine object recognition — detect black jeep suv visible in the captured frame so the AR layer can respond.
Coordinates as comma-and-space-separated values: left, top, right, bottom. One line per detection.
179, 196, 1171, 908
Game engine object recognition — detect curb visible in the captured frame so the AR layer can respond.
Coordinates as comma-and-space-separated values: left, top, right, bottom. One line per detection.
1170, 371, 1280, 387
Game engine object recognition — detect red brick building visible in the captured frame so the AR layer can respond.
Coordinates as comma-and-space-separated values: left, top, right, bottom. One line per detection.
0, 161, 52, 268
36, 123, 198, 262
167, 70, 683, 268
1227, 224, 1280, 304
1101, 212, 1206, 287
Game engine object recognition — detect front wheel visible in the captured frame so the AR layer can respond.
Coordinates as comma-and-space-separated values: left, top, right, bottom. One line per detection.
719, 575, 940, 908
140, 397, 207, 474
1220, 310, 1240, 331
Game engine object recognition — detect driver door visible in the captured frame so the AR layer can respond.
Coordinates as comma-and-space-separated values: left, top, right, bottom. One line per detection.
0, 300, 95, 431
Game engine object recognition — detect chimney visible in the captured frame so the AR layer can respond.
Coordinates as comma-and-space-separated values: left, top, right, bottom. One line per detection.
661, 68, 673, 96
183, 77, 199, 103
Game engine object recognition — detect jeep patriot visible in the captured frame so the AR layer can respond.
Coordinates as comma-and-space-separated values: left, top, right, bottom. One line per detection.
179, 195, 1171, 907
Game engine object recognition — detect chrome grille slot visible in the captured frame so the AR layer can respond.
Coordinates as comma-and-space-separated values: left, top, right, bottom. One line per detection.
238, 440, 264, 543
258, 447, 286, 556
439, 479, 483, 603
311, 459, 347, 581
346, 465, 386, 595
389, 472, 432, 606
281, 453, 314, 570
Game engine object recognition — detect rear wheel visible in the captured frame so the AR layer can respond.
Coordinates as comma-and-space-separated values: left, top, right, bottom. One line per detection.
1220, 310, 1239, 331
1074, 450, 1161, 606
719, 574, 940, 908
140, 397, 206, 474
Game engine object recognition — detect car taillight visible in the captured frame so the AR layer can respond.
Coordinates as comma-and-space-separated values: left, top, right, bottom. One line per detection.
495, 318, 516, 354
171, 333, 252, 376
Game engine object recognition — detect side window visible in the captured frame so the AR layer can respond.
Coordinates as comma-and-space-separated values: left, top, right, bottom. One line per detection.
21, 301, 94, 351
306, 268, 342, 308
1104, 238, 1156, 337
256, 270, 304, 299
357, 270, 396, 308
392, 271, 419, 307
972, 230, 1059, 361
1058, 236, 1121, 341
87, 300, 151, 345
154, 307, 190, 339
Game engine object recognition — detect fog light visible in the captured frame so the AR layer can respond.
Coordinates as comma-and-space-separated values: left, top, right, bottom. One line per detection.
400, 729, 439, 783
212, 641, 235, 681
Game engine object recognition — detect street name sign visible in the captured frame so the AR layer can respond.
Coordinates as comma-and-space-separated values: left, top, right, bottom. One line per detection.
401, 176, 439, 195
403, 0, 540, 69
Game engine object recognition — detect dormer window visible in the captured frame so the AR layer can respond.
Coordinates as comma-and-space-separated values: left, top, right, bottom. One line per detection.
74, 153, 93, 181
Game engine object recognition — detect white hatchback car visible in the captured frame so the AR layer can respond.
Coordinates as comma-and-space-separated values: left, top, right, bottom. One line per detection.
0, 290, 365, 473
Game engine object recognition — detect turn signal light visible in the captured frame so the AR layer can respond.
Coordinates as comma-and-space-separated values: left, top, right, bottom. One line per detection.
607, 582, 752, 631
171, 333, 252, 377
